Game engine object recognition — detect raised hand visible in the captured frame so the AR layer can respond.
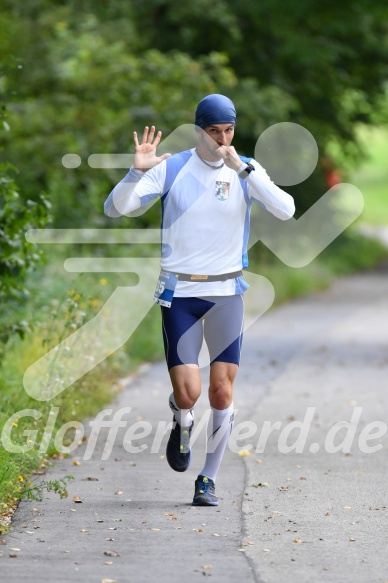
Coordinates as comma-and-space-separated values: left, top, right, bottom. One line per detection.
133, 125, 171, 172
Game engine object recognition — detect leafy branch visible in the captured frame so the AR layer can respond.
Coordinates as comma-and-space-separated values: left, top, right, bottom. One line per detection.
20, 475, 74, 502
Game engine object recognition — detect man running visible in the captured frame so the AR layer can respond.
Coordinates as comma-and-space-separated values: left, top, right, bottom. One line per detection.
104, 94, 295, 506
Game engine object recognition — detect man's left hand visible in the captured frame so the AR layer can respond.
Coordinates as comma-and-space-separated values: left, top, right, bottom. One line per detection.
216, 146, 244, 172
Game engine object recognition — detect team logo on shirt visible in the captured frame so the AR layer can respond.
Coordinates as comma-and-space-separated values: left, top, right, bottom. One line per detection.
215, 181, 230, 201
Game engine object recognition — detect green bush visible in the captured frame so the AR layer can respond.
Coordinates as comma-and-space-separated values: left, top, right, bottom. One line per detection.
0, 107, 51, 354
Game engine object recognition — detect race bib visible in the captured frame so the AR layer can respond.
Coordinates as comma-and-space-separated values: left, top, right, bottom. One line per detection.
153, 270, 178, 307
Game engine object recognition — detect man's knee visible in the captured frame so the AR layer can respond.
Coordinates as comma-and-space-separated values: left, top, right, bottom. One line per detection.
209, 380, 233, 409
209, 362, 237, 408
174, 392, 198, 410
170, 365, 201, 409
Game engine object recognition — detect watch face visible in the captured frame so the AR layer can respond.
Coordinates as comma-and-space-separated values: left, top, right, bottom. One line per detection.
241, 163, 254, 179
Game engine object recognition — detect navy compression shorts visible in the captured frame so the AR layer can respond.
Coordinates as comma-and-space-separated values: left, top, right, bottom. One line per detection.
161, 295, 244, 369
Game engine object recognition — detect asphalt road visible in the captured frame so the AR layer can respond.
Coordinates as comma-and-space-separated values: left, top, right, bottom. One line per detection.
1, 262, 388, 583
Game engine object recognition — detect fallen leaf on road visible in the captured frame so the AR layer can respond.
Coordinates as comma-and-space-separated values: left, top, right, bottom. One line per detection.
238, 450, 251, 457
114, 491, 123, 495
73, 496, 82, 503
72, 460, 81, 466
202, 564, 212, 569
292, 538, 302, 543
349, 538, 356, 542
104, 561, 113, 565
150, 528, 160, 531
80, 529, 89, 533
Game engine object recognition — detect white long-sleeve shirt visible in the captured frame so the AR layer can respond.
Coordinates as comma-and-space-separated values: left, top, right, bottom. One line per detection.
104, 148, 295, 296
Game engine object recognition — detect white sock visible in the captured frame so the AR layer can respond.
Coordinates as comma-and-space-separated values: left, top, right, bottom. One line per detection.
199, 404, 234, 482
169, 393, 194, 428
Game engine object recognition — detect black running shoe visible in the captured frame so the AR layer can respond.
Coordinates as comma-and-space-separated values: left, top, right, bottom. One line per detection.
166, 417, 193, 472
192, 475, 218, 506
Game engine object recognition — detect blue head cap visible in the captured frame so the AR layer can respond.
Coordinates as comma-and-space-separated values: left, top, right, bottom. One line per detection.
194, 94, 236, 129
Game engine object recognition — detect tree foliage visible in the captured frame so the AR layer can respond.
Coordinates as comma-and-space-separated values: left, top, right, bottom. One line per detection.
0, 0, 387, 227
134, 0, 388, 144
0, 100, 51, 353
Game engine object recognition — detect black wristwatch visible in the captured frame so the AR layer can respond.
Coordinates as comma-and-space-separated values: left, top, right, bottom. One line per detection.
240, 163, 255, 179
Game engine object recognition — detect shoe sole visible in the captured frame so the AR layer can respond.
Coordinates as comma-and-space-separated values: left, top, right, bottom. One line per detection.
166, 448, 192, 472
192, 495, 218, 506
166, 422, 192, 472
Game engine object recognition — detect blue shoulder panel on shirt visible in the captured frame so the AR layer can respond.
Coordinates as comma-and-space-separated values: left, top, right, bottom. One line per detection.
162, 150, 193, 200
238, 154, 252, 165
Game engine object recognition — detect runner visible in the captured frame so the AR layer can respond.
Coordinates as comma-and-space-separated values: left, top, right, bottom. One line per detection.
104, 94, 295, 505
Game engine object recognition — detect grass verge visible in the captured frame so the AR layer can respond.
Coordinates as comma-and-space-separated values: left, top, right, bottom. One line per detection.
349, 126, 388, 225
1, 229, 387, 533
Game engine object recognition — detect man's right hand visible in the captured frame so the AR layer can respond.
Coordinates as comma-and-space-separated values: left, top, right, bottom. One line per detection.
133, 126, 171, 172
